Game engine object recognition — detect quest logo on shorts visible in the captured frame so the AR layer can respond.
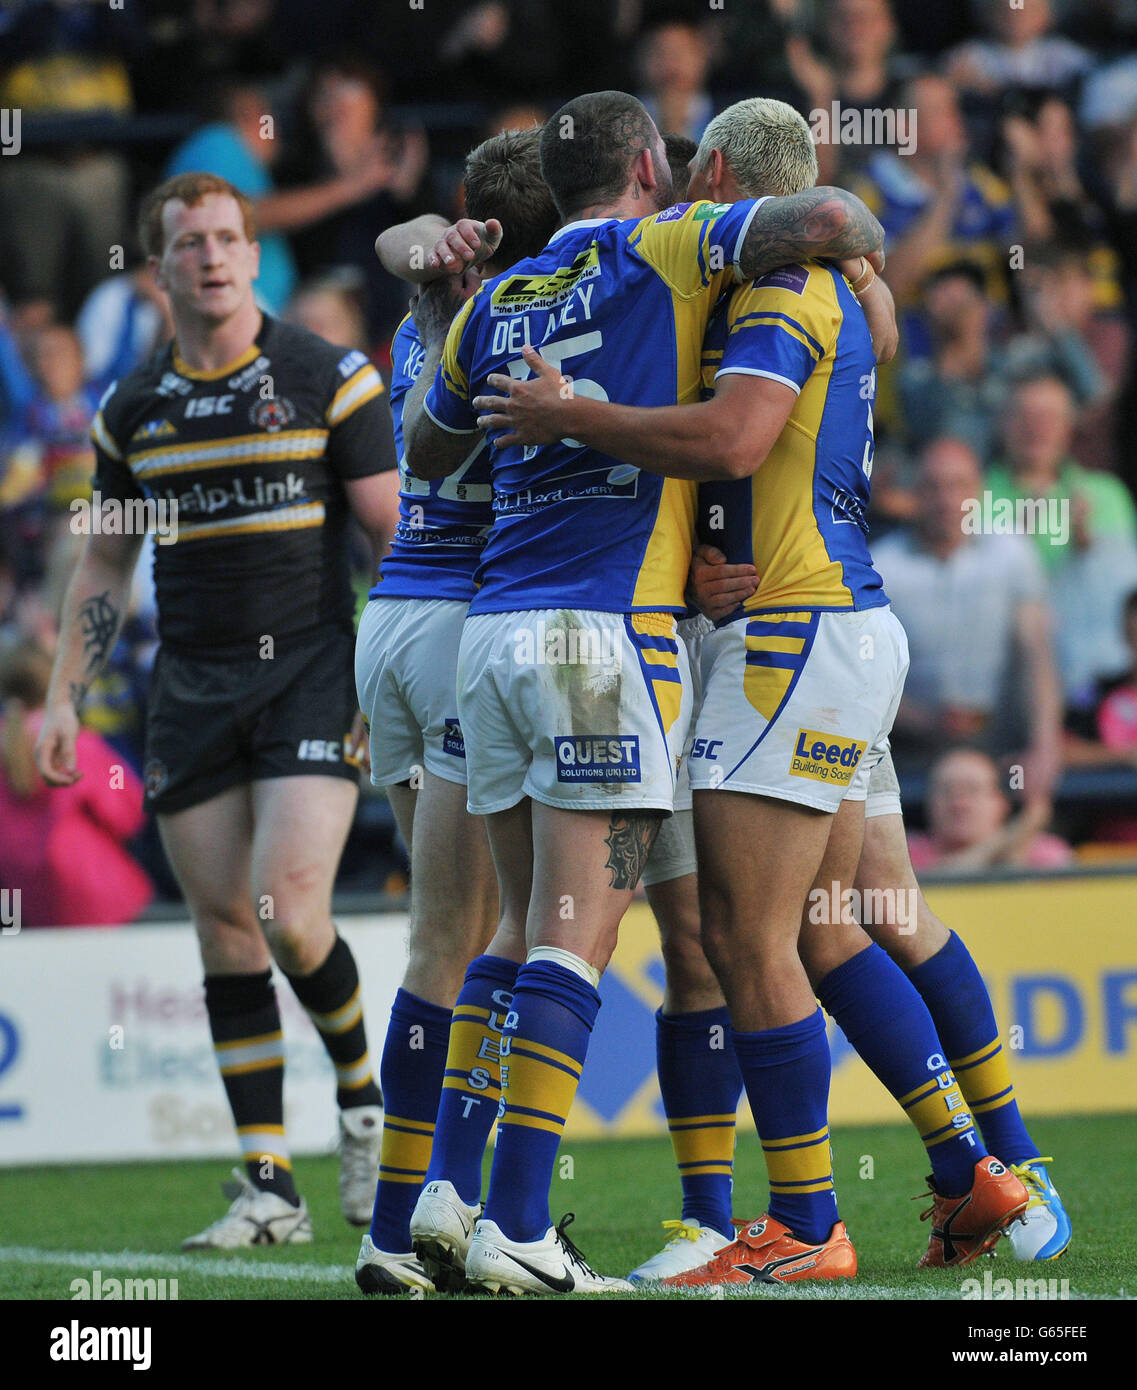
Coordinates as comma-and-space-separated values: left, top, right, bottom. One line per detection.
789, 728, 865, 786
555, 735, 641, 784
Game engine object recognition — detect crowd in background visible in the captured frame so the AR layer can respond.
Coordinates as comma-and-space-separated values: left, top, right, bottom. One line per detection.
3, 0, 1137, 923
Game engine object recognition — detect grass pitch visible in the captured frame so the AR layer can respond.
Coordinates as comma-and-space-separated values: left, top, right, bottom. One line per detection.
1, 1113, 1131, 1300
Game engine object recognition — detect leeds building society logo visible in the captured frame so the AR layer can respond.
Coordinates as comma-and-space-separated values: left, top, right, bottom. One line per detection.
250, 397, 296, 432
789, 728, 865, 785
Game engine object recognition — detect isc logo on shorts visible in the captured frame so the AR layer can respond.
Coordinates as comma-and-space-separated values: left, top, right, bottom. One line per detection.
297, 739, 341, 762
555, 735, 641, 784
789, 728, 865, 786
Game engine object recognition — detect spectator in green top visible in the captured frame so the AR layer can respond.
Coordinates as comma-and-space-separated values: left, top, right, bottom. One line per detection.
986, 370, 1136, 572
986, 369, 1137, 708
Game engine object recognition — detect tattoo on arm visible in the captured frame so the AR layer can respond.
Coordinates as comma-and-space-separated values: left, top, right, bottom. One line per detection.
603, 813, 662, 891
74, 590, 120, 705
739, 187, 884, 279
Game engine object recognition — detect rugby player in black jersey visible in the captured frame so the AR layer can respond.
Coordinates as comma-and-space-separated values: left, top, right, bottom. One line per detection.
36, 173, 400, 1249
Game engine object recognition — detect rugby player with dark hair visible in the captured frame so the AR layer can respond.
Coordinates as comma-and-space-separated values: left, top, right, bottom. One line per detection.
352, 127, 560, 1294
36, 172, 400, 1249
401, 89, 886, 1294
475, 98, 1037, 1285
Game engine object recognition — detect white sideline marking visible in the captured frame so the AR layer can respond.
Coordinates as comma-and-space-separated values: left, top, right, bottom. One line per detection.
0, 1248, 1104, 1299
0, 1246, 352, 1284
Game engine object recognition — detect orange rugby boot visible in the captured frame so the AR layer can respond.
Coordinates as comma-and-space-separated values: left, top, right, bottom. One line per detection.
660, 1214, 857, 1288
917, 1155, 1029, 1268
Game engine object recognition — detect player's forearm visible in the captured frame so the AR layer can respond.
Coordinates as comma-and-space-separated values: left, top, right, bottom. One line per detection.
553, 396, 752, 481
46, 543, 138, 716
738, 187, 884, 280
375, 215, 451, 283
403, 341, 453, 480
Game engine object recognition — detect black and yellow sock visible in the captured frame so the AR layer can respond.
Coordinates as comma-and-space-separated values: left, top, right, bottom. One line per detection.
205, 971, 298, 1203
285, 935, 383, 1111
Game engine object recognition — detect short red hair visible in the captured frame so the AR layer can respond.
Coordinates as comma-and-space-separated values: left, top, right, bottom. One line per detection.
138, 172, 257, 258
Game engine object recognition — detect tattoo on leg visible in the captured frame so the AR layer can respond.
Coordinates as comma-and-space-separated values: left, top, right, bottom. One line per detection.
603, 813, 661, 890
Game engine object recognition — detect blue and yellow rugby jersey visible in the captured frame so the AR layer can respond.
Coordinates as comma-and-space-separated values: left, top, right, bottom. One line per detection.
422, 198, 765, 615
697, 262, 888, 616
370, 312, 494, 602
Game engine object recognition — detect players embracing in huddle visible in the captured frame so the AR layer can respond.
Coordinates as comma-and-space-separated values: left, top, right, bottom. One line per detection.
363, 90, 1068, 1294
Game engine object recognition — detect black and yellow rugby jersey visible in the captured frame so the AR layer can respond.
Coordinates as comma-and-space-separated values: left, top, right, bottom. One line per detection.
91, 316, 395, 653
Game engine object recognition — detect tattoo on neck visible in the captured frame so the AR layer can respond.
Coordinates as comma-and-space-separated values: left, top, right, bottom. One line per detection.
604, 813, 662, 890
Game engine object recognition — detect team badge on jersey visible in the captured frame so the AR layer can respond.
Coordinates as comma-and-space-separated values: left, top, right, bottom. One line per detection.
250, 397, 296, 432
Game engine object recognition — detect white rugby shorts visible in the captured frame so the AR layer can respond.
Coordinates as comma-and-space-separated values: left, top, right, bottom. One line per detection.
688, 606, 909, 813
457, 609, 691, 816
355, 596, 470, 788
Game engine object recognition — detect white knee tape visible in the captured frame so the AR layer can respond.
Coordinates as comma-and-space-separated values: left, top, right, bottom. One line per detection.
527, 945, 601, 989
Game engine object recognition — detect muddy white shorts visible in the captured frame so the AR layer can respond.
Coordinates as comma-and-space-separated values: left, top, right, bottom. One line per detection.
641, 613, 712, 886
688, 606, 909, 813
355, 596, 469, 788
457, 609, 692, 816
864, 746, 903, 819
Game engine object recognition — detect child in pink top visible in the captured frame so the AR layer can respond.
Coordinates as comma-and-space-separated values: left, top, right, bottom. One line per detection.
0, 641, 152, 926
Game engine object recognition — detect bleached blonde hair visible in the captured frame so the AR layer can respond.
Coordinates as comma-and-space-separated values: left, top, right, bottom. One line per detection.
694, 98, 818, 197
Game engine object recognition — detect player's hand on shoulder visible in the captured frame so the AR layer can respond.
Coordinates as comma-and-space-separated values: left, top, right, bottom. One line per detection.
474, 344, 571, 448
835, 256, 898, 365
428, 218, 502, 273
688, 543, 759, 622
34, 701, 83, 787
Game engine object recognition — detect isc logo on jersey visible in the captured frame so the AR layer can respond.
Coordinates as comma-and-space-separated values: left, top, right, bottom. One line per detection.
789, 728, 865, 785
555, 735, 640, 784
185, 395, 234, 418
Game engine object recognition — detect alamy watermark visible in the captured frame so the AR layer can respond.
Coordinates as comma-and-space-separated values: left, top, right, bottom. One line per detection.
961, 1269, 1070, 1300
810, 101, 916, 156
1, 888, 20, 935
70, 491, 178, 545
513, 619, 622, 672
806, 881, 917, 933
961, 492, 1070, 546
70, 1269, 178, 1301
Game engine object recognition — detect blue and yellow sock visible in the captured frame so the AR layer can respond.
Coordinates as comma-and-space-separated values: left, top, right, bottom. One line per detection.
423, 955, 519, 1205
368, 989, 451, 1253
483, 960, 599, 1244
816, 943, 983, 1195
907, 932, 1039, 1166
732, 1008, 837, 1244
657, 1006, 741, 1239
